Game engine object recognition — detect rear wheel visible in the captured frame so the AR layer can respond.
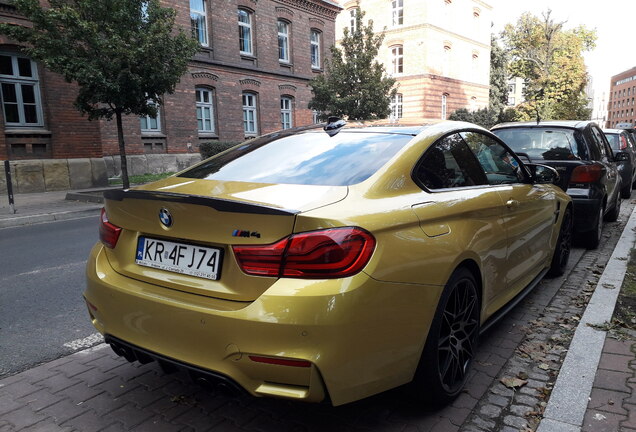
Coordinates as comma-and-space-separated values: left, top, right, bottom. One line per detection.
606, 192, 621, 222
622, 181, 632, 199
547, 208, 572, 277
585, 203, 604, 249
411, 267, 480, 408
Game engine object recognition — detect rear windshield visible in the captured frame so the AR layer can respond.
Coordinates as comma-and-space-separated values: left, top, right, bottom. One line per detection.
492, 127, 580, 160
604, 133, 622, 151
180, 131, 413, 186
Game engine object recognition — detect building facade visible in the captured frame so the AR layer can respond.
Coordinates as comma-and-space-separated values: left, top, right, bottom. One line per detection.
335, 0, 491, 123
0, 0, 340, 191
607, 67, 636, 128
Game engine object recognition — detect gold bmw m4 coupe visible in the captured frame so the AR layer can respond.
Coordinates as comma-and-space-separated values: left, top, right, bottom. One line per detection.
85, 120, 572, 407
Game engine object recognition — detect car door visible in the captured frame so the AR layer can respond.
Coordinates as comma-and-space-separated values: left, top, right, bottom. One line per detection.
590, 125, 620, 207
460, 131, 557, 313
411, 132, 509, 317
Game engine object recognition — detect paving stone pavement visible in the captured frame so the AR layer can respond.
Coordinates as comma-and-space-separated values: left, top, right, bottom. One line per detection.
1, 192, 636, 431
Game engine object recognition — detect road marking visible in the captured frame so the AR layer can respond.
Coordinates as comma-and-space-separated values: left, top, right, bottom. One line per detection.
64, 333, 104, 351
13, 261, 85, 278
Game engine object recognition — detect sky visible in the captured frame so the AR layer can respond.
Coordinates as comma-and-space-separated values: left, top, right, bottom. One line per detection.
490, 0, 636, 120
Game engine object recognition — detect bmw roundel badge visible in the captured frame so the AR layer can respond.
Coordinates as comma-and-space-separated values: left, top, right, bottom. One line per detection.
159, 208, 173, 228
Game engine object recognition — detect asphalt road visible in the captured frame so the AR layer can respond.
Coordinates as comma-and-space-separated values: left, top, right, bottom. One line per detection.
0, 215, 102, 377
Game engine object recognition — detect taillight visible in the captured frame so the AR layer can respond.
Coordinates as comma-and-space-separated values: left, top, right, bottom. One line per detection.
99, 208, 121, 248
569, 165, 603, 184
620, 135, 628, 150
233, 227, 375, 279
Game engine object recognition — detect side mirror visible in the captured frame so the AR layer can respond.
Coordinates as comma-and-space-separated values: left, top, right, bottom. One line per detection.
526, 163, 560, 185
615, 152, 630, 162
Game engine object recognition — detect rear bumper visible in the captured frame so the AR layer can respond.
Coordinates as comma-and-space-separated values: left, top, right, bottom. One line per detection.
569, 192, 602, 233
84, 243, 443, 406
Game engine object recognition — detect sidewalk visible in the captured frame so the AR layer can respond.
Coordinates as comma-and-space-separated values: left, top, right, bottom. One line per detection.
0, 191, 635, 431
0, 188, 106, 228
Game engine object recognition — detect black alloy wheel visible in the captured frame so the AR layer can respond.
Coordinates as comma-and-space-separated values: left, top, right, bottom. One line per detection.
548, 208, 572, 277
413, 267, 480, 407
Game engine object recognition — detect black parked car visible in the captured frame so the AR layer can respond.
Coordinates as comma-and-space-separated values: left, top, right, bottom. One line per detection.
603, 128, 636, 198
491, 121, 621, 249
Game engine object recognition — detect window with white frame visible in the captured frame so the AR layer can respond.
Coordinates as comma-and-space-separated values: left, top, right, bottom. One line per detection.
390, 93, 403, 120
140, 100, 161, 132
470, 97, 477, 112
239, 9, 253, 55
278, 20, 290, 63
312, 110, 320, 124
196, 87, 215, 133
392, 0, 403, 26
391, 45, 403, 75
442, 94, 448, 119
242, 92, 258, 136
280, 97, 293, 129
190, 0, 208, 46
310, 30, 321, 69
349, 8, 358, 33
0, 53, 43, 127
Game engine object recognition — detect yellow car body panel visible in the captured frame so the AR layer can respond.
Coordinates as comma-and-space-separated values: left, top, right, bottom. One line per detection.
84, 121, 571, 406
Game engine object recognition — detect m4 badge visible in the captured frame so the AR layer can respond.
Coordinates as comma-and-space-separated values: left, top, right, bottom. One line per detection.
232, 230, 261, 238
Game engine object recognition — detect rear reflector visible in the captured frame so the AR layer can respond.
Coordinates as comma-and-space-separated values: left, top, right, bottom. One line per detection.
233, 227, 375, 279
249, 355, 311, 368
99, 208, 122, 249
569, 165, 603, 184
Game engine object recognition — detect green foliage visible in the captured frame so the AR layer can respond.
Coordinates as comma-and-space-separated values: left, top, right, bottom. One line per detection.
199, 141, 240, 159
449, 107, 500, 129
489, 35, 509, 114
0, 0, 199, 188
501, 10, 596, 121
309, 10, 396, 121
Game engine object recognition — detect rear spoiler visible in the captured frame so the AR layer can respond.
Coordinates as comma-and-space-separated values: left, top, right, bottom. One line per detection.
103, 189, 299, 216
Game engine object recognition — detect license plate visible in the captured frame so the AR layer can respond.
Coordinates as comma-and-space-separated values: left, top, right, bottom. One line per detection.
135, 237, 222, 280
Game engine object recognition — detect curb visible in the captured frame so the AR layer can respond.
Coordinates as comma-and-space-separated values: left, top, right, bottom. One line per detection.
537, 204, 636, 431
0, 207, 101, 229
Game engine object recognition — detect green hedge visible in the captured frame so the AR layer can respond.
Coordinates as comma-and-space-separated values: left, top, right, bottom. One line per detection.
199, 141, 240, 159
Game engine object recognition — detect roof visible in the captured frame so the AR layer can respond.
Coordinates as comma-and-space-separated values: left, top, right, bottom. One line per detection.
492, 120, 597, 130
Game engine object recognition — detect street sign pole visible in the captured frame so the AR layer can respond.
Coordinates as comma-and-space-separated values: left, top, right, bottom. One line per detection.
4, 160, 15, 214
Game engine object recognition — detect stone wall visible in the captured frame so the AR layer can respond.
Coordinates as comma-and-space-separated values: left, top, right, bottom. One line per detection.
0, 153, 201, 194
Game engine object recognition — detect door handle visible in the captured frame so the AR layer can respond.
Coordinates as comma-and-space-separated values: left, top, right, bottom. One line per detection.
506, 199, 519, 208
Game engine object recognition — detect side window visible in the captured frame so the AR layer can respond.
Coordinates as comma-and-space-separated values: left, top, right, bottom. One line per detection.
461, 131, 525, 185
415, 133, 487, 190
591, 126, 612, 162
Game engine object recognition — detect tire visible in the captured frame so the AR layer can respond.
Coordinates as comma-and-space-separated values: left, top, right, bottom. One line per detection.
411, 267, 480, 408
622, 182, 632, 199
547, 207, 572, 277
585, 204, 604, 249
606, 192, 621, 222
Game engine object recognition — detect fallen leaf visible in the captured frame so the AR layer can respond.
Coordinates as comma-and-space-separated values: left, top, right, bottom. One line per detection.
539, 363, 550, 370
501, 377, 528, 389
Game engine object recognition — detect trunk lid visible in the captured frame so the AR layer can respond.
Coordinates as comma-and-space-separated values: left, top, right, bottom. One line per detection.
102, 177, 348, 302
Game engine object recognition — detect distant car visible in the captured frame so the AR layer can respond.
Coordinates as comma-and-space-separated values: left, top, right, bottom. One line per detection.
492, 121, 621, 249
603, 128, 636, 198
85, 120, 572, 408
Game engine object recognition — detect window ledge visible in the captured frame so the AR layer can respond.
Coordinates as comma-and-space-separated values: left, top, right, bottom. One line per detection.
141, 132, 166, 138
5, 128, 51, 136
311, 67, 323, 73
279, 61, 293, 67
198, 132, 218, 139
240, 53, 257, 60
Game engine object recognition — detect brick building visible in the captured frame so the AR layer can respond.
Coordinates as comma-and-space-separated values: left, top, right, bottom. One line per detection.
607, 66, 636, 128
335, 0, 491, 123
0, 0, 340, 192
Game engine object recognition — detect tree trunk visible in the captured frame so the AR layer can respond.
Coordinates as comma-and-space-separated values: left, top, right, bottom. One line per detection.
116, 111, 130, 189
